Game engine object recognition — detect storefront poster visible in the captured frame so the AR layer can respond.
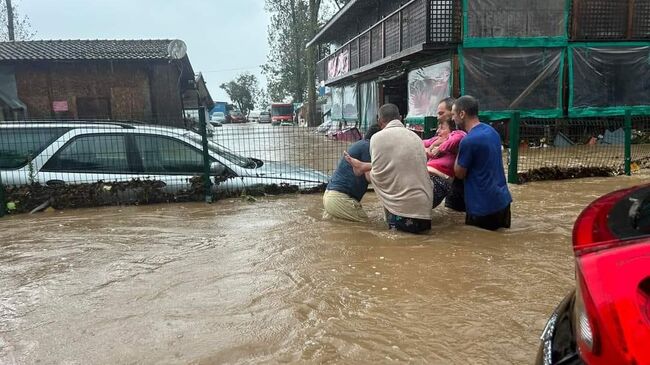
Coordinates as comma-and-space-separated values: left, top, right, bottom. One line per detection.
407, 61, 451, 119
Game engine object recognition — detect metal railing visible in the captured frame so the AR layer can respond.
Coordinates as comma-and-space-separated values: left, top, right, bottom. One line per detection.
316, 0, 460, 83
497, 111, 650, 183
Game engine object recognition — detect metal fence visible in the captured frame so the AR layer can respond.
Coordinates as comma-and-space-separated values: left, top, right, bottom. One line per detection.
0, 113, 357, 216
2, 111, 650, 216
497, 111, 650, 183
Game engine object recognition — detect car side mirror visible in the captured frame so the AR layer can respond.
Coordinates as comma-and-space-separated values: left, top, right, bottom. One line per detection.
210, 162, 227, 176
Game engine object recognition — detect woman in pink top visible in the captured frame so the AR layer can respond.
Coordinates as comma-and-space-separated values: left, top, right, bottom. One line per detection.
423, 118, 466, 208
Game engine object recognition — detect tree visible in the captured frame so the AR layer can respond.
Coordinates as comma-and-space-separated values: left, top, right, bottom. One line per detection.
264, 0, 350, 125
220, 73, 260, 115
1, 0, 36, 41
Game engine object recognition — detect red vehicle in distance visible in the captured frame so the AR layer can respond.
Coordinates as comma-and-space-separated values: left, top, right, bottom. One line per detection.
270, 103, 294, 126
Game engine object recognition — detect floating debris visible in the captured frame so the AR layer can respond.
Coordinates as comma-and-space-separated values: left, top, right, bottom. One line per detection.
518, 166, 620, 183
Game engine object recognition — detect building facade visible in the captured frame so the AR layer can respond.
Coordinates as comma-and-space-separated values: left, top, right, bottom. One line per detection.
0, 39, 212, 127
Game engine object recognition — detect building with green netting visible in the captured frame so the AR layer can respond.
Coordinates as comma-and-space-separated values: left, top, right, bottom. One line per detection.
308, 0, 650, 183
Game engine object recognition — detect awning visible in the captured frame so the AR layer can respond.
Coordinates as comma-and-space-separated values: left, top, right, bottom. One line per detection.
0, 66, 26, 110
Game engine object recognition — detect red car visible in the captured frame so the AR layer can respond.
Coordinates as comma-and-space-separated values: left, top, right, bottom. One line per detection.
536, 184, 650, 365
229, 110, 247, 123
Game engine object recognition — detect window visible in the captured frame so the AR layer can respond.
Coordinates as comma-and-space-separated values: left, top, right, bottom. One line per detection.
133, 135, 209, 174
42, 134, 129, 172
0, 128, 70, 169
609, 186, 650, 239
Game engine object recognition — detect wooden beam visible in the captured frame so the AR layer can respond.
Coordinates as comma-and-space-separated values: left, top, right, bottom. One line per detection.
627, 0, 635, 39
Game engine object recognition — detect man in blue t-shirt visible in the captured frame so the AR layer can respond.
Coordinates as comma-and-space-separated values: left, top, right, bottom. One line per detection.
323, 124, 382, 221
453, 95, 512, 230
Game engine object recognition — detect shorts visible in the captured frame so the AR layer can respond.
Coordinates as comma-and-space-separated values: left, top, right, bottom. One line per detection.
465, 204, 511, 231
385, 209, 432, 234
431, 175, 452, 209
445, 178, 466, 212
323, 190, 368, 222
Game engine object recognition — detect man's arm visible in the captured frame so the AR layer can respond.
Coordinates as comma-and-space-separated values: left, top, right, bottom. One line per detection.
454, 155, 467, 180
344, 151, 372, 177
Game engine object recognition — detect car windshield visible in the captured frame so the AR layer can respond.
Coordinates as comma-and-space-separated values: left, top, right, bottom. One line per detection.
271, 106, 292, 116
261, 112, 270, 116
185, 133, 256, 168
214, 112, 224, 117
231, 111, 242, 116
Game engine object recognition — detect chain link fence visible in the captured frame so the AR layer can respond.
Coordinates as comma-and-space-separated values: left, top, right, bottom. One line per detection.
496, 111, 650, 184
1, 110, 650, 216
0, 112, 363, 216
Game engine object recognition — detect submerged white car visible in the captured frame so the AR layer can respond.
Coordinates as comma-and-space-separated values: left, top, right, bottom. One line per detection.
0, 122, 329, 193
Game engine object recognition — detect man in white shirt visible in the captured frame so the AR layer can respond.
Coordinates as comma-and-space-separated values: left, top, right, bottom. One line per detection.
345, 104, 433, 233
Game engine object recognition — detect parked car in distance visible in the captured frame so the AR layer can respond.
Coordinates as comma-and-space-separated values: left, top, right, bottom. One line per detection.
210, 112, 225, 126
247, 110, 261, 123
0, 122, 329, 194
259, 111, 271, 124
229, 111, 247, 123
535, 183, 650, 365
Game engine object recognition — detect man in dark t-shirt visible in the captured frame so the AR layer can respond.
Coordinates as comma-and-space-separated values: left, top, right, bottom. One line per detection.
323, 124, 381, 221
453, 96, 512, 230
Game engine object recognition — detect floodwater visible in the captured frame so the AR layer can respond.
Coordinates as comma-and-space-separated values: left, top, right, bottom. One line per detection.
1, 174, 648, 364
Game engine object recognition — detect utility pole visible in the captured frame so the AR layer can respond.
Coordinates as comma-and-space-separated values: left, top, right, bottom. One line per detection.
6, 0, 15, 41
306, 0, 318, 127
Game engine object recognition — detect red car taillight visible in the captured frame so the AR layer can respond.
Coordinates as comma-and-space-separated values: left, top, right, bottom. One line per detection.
574, 266, 601, 355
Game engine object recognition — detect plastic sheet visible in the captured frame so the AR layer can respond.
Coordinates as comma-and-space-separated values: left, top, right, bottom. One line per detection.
342, 84, 358, 122
331, 87, 344, 121
406, 61, 451, 119
466, 0, 567, 40
570, 46, 650, 115
359, 81, 378, 130
461, 47, 564, 117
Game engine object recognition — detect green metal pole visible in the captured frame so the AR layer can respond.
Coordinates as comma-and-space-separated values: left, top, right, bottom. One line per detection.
0, 173, 6, 217
624, 109, 632, 176
199, 107, 213, 203
423, 116, 438, 140
507, 112, 520, 184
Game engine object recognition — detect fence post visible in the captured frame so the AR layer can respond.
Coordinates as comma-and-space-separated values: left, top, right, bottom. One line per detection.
0, 174, 6, 217
624, 109, 632, 176
199, 107, 213, 203
423, 116, 438, 139
508, 112, 520, 184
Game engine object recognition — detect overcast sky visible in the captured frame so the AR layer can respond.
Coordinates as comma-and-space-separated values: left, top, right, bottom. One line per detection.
20, 0, 271, 102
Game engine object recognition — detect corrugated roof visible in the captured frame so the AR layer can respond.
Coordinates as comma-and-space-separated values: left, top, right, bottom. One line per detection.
0, 39, 180, 61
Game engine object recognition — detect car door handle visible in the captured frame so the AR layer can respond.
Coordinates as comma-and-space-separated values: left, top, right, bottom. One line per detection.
46, 179, 65, 186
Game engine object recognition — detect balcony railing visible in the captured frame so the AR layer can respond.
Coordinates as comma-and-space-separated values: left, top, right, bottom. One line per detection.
316, 0, 460, 83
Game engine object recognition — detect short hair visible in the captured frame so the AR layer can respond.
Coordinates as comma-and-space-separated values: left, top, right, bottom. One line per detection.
454, 95, 479, 117
441, 117, 457, 131
378, 103, 400, 122
364, 123, 382, 140
438, 97, 455, 111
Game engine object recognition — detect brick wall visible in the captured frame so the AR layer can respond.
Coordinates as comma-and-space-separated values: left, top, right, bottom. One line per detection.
14, 60, 184, 127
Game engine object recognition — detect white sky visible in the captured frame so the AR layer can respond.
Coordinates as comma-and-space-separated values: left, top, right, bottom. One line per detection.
20, 0, 271, 102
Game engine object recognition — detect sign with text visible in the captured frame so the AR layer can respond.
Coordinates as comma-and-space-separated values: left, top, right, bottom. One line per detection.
52, 100, 69, 112
327, 50, 350, 79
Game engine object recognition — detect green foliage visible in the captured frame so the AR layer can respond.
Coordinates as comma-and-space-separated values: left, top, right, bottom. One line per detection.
263, 0, 351, 103
220, 72, 261, 115
0, 0, 36, 41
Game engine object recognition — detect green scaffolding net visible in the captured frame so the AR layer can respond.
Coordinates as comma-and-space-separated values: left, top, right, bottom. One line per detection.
569, 43, 650, 117
460, 47, 565, 120
463, 0, 569, 47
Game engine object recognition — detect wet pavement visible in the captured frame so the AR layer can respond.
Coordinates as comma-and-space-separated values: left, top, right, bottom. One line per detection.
1, 174, 648, 364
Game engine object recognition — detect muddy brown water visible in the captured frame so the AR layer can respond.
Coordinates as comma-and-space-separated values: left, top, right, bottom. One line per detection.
1, 174, 648, 364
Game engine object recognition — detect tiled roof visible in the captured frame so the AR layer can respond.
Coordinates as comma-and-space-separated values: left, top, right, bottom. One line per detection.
0, 39, 180, 61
